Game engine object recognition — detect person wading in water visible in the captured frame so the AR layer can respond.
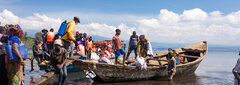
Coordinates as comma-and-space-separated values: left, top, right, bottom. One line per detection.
233, 52, 240, 85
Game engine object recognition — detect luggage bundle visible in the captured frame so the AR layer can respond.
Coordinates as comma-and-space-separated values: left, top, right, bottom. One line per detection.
5, 45, 28, 60
135, 56, 147, 70
98, 57, 114, 65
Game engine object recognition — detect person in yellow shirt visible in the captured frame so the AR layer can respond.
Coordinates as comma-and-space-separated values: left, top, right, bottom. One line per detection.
62, 16, 80, 58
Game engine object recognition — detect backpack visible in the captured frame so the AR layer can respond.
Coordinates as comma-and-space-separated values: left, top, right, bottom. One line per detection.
57, 20, 68, 36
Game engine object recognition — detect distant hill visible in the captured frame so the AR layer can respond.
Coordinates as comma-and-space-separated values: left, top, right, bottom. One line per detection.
90, 35, 240, 52
91, 35, 111, 41
208, 45, 240, 52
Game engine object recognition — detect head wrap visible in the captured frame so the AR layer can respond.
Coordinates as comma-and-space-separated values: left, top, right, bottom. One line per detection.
9, 24, 21, 34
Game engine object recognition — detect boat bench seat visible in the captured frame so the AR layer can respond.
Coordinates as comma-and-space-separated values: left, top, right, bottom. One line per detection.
181, 48, 205, 53
148, 58, 168, 61
181, 55, 199, 58
147, 64, 167, 67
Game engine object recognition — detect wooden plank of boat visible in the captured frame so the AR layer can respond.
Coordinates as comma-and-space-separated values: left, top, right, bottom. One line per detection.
181, 55, 199, 58
73, 41, 208, 82
41, 72, 55, 78
148, 58, 168, 61
182, 48, 205, 53
30, 72, 55, 85
30, 56, 80, 85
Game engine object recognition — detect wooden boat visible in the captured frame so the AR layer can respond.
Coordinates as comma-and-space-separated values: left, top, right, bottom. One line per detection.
73, 41, 208, 82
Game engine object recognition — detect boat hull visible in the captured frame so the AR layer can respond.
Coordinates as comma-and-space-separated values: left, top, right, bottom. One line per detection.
73, 41, 207, 82
73, 58, 202, 82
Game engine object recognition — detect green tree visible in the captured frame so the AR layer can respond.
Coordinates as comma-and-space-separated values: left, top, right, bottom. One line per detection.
24, 32, 28, 40
35, 32, 42, 41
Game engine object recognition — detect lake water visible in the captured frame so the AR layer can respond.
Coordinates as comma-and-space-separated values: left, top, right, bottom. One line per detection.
24, 52, 239, 85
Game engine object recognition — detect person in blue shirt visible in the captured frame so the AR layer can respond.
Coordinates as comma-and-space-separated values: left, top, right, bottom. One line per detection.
75, 33, 82, 48
7, 24, 25, 85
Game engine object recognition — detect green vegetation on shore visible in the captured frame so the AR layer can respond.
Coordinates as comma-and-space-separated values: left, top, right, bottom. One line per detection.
22, 31, 42, 49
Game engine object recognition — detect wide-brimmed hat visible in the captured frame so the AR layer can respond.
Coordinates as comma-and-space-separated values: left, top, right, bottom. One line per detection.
42, 29, 48, 32
54, 39, 63, 46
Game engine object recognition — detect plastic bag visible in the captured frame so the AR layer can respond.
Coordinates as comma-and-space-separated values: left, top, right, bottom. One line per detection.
5, 45, 28, 60
98, 57, 114, 64
90, 52, 99, 60
135, 56, 147, 70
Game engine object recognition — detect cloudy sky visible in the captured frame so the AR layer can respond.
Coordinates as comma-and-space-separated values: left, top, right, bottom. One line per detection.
0, 0, 240, 46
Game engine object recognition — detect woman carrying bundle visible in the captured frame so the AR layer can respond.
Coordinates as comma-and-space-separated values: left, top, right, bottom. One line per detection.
7, 24, 25, 85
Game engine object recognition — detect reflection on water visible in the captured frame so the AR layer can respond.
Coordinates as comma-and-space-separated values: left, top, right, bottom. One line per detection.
24, 52, 238, 85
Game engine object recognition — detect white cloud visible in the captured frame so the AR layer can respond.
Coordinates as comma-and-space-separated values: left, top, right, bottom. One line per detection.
181, 8, 208, 21
136, 8, 240, 45
0, 9, 136, 40
0, 9, 62, 31
76, 23, 136, 40
158, 9, 180, 23
1, 8, 240, 45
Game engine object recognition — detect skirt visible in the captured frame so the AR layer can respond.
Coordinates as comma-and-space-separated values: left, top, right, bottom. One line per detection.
7, 61, 24, 85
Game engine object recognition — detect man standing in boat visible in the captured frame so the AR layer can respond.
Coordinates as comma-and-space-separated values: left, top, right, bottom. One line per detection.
62, 16, 80, 58
232, 52, 240, 85
126, 31, 138, 60
112, 29, 126, 65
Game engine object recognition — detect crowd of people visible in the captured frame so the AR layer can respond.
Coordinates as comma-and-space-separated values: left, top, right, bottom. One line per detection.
0, 16, 184, 85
